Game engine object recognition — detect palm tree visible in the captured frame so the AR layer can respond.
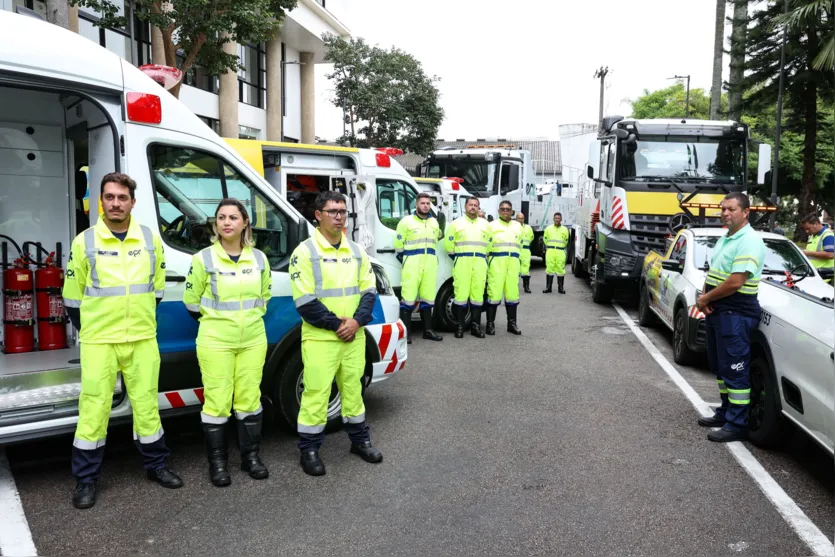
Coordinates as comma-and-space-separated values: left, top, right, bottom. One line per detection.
776, 0, 834, 70
710, 0, 726, 119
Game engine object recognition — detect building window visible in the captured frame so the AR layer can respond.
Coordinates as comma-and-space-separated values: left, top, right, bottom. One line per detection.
282, 136, 299, 144
238, 125, 260, 140
183, 64, 219, 94
238, 43, 265, 108
13, 0, 46, 19
76, 5, 151, 66
198, 116, 220, 135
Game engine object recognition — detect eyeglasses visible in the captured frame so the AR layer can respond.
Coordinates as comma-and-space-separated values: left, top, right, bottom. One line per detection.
321, 209, 348, 218
499, 207, 513, 212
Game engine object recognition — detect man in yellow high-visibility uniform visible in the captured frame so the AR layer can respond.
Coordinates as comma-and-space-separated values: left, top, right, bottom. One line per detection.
394, 192, 443, 343
543, 212, 570, 294
801, 214, 834, 284
289, 191, 382, 476
63, 172, 183, 510
515, 212, 534, 294
486, 201, 523, 335
444, 197, 490, 339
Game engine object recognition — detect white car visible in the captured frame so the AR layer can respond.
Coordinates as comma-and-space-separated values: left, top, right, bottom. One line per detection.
639, 227, 834, 453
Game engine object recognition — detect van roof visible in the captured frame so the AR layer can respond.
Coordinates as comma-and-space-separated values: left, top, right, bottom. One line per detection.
0, 11, 124, 91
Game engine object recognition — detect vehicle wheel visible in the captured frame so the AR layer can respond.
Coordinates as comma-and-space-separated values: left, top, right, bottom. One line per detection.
434, 280, 471, 332
273, 349, 343, 435
748, 354, 789, 449
673, 308, 697, 366
591, 254, 613, 304
637, 283, 656, 327
571, 255, 585, 278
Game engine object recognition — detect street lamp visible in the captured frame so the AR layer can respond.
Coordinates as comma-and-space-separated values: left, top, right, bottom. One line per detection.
668, 74, 691, 119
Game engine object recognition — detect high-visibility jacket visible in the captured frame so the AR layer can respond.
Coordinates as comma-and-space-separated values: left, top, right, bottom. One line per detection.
520, 224, 534, 250
63, 217, 165, 344
394, 214, 441, 257
544, 225, 570, 250
444, 216, 491, 257
807, 225, 835, 272
183, 242, 272, 349
488, 219, 523, 257
290, 229, 376, 342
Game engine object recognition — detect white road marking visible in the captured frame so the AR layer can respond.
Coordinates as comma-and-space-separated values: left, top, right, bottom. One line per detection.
613, 302, 835, 557
0, 450, 37, 556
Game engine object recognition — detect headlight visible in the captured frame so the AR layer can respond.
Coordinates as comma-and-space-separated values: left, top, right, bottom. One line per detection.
609, 255, 623, 269
372, 263, 393, 296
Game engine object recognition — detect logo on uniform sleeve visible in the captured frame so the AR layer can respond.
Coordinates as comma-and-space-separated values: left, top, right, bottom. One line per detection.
160, 262, 166, 269
290, 272, 301, 281
448, 236, 453, 241
290, 255, 299, 267
731, 362, 745, 371
66, 269, 75, 278
397, 234, 403, 240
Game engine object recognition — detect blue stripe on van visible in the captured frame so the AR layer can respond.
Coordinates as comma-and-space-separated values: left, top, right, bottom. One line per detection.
370, 295, 385, 325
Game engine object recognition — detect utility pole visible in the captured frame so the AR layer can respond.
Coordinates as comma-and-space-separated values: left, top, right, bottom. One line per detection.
669, 74, 691, 118
593, 66, 609, 127
770, 0, 788, 231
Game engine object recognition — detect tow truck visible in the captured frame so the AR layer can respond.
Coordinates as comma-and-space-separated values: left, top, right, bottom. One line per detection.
638, 198, 834, 454
574, 116, 772, 304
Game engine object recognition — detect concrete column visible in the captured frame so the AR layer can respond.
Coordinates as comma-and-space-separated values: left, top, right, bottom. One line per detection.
45, 0, 69, 28
219, 37, 239, 139
265, 33, 283, 141
151, 27, 166, 65
300, 51, 315, 144
68, 3, 78, 33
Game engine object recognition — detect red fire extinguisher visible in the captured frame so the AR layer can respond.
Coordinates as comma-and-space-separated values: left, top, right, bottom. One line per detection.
2, 239, 35, 354
35, 246, 67, 351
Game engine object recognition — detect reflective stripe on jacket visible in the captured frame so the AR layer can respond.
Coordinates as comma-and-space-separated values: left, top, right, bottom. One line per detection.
488, 219, 522, 257
394, 214, 441, 256
444, 216, 491, 257
544, 224, 569, 249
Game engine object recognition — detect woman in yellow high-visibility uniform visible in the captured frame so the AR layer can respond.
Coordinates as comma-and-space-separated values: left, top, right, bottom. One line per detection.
184, 198, 272, 487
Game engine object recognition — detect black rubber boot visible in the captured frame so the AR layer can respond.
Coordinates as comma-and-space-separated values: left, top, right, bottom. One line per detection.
300, 450, 326, 476
506, 304, 522, 335
72, 482, 97, 509
470, 305, 485, 338
400, 308, 412, 344
543, 275, 553, 293
485, 305, 497, 336
557, 276, 566, 294
420, 308, 443, 341
522, 276, 531, 294
237, 414, 269, 480
202, 423, 232, 487
454, 305, 465, 339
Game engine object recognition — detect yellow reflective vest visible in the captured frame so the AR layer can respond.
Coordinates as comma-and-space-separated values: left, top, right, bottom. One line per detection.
520, 224, 534, 250
289, 229, 376, 342
62, 216, 165, 344
544, 224, 570, 250
394, 214, 441, 256
808, 226, 835, 272
488, 219, 523, 257
444, 216, 491, 257
183, 242, 272, 349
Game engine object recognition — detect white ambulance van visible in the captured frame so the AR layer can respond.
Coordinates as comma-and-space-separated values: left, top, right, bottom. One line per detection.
0, 11, 407, 443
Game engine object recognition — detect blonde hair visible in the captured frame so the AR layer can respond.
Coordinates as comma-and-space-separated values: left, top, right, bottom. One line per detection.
211, 198, 255, 248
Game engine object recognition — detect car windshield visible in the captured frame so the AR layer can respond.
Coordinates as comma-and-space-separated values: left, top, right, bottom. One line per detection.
427, 159, 497, 195
691, 235, 812, 275
620, 138, 744, 183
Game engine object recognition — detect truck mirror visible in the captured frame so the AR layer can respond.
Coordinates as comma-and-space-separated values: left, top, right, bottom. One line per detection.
613, 129, 628, 140
757, 143, 772, 185
661, 259, 683, 273
587, 165, 594, 179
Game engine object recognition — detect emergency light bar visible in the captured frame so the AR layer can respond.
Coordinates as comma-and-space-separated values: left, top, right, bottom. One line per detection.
442, 176, 464, 190
374, 147, 404, 156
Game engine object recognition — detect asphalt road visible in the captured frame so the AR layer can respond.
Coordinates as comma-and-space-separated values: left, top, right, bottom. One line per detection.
5, 264, 834, 556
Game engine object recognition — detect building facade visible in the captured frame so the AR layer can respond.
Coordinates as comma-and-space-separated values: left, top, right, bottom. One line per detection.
2, 0, 350, 142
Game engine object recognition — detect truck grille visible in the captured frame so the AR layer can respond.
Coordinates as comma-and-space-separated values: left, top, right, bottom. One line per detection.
629, 214, 721, 255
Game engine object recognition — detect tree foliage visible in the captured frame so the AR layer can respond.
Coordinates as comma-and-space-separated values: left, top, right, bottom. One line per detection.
775, 0, 835, 70
70, 0, 297, 97
629, 82, 720, 120
324, 34, 444, 155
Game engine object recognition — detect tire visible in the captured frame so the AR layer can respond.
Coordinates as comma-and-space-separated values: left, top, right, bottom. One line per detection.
637, 283, 656, 327
591, 253, 613, 304
672, 308, 697, 366
748, 353, 789, 449
434, 280, 471, 332
571, 255, 586, 278
272, 349, 343, 435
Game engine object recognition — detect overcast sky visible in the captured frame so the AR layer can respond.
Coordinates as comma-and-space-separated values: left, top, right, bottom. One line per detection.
314, 0, 730, 141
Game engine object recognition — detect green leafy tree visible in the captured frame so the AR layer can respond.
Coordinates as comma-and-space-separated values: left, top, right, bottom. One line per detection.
324, 34, 444, 155
775, 0, 834, 70
70, 0, 297, 98
629, 82, 717, 120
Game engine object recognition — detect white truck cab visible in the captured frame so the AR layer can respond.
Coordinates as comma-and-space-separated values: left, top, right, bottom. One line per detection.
413, 176, 473, 223
0, 11, 407, 443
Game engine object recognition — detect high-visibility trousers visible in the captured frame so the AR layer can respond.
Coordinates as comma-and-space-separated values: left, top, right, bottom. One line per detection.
520, 248, 532, 277
74, 338, 163, 449
545, 247, 567, 277
298, 333, 366, 435
705, 311, 759, 431
400, 251, 438, 310
197, 342, 267, 424
452, 254, 488, 307
487, 255, 521, 305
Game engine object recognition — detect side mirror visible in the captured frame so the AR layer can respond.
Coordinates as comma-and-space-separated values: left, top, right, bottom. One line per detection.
661, 259, 683, 273
587, 165, 594, 179
757, 143, 772, 185
415, 163, 422, 176
613, 129, 629, 140
818, 268, 834, 280
296, 217, 310, 244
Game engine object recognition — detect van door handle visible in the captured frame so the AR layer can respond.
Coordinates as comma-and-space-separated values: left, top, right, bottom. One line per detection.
377, 248, 396, 254
165, 272, 186, 283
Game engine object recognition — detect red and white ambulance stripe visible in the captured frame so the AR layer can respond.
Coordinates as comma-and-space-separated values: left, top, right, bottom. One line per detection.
158, 387, 205, 410
612, 197, 625, 230
688, 305, 706, 320
376, 321, 406, 374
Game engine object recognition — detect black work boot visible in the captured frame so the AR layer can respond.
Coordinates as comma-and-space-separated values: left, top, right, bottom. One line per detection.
237, 414, 269, 480
485, 304, 497, 335
698, 414, 725, 427
557, 276, 566, 294
202, 422, 232, 487
454, 305, 465, 339
420, 308, 443, 341
470, 305, 485, 338
523, 276, 531, 294
506, 304, 522, 335
543, 275, 553, 293
300, 450, 326, 476
72, 482, 97, 509
350, 441, 383, 463
400, 307, 413, 344
707, 428, 748, 443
